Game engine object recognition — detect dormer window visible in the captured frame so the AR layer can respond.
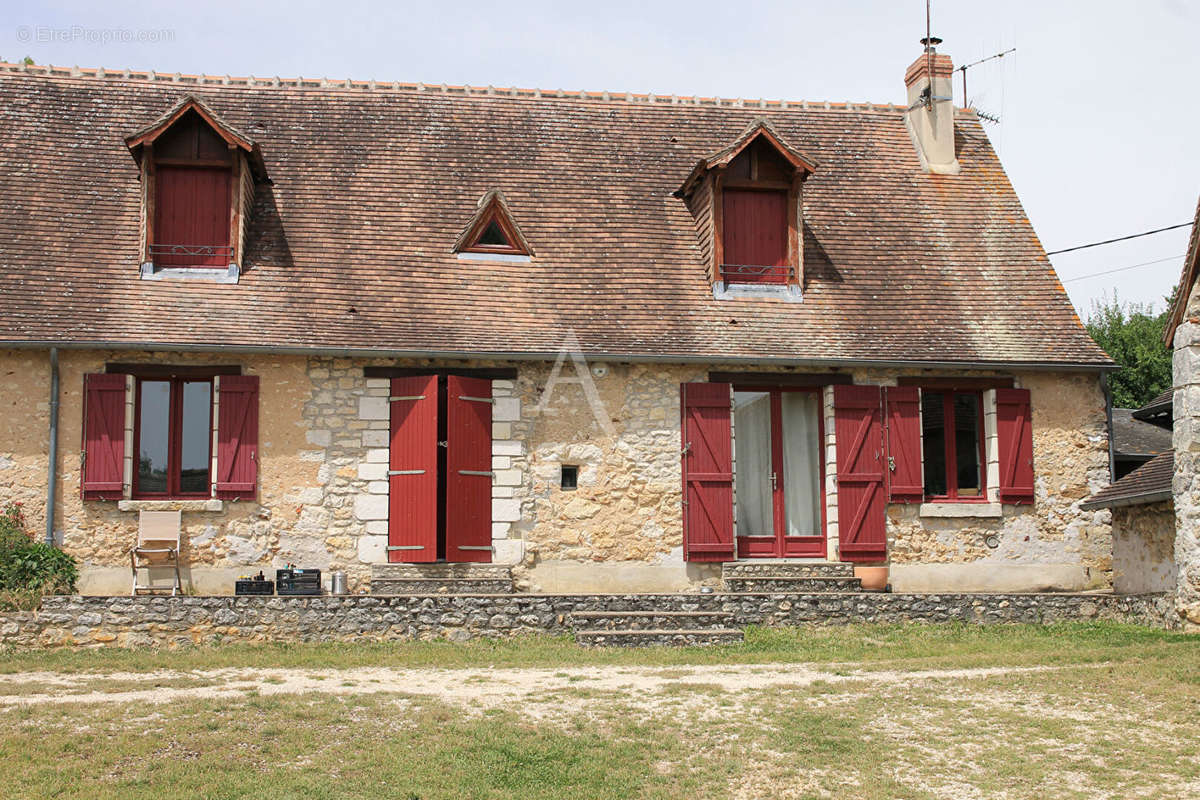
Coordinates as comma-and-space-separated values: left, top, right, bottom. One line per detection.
125, 96, 261, 282
454, 190, 533, 261
152, 111, 233, 268
679, 120, 816, 298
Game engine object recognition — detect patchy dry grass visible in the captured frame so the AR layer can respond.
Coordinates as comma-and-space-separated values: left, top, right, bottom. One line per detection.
0, 623, 1196, 799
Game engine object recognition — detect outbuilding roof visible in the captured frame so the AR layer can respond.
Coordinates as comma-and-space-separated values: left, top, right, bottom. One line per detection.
0, 63, 1111, 367
1081, 451, 1174, 510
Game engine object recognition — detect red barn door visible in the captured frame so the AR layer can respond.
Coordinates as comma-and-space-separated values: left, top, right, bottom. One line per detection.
445, 376, 493, 563
388, 376, 438, 563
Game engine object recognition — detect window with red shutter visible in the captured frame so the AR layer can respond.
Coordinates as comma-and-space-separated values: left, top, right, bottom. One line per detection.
149, 109, 234, 268
885, 387, 923, 502
833, 385, 887, 563
82, 373, 127, 500
681, 382, 735, 562
214, 375, 258, 499
445, 376, 494, 563
387, 376, 439, 563
722, 189, 789, 284
996, 388, 1035, 503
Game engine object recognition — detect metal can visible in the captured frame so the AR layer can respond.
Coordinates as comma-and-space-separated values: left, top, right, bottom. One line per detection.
330, 571, 347, 595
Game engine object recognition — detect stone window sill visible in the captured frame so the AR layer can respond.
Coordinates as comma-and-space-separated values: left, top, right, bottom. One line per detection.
116, 499, 224, 513
919, 502, 1002, 519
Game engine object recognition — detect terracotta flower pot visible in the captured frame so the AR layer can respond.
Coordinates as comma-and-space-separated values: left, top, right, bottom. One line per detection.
854, 566, 889, 592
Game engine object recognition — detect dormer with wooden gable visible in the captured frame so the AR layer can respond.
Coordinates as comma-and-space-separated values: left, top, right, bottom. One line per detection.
453, 190, 534, 262
125, 96, 262, 283
679, 119, 817, 300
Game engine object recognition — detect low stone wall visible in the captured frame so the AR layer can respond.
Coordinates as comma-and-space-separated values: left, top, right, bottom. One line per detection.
0, 591, 1176, 649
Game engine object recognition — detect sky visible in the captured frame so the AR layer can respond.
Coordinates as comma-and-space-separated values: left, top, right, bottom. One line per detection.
5, 0, 1198, 319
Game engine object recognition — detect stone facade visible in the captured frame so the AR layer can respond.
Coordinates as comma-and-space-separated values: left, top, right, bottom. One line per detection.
1111, 501, 1176, 594
1173, 276, 1200, 628
1, 347, 1117, 596
0, 591, 1176, 649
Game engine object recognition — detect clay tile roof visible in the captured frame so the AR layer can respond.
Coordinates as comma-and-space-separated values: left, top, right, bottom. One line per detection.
0, 62, 1114, 367
1111, 408, 1172, 457
1132, 390, 1174, 423
1081, 451, 1174, 510
1165, 194, 1200, 347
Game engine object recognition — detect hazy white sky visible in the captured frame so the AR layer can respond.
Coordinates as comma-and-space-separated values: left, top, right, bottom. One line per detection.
6, 1, 1198, 319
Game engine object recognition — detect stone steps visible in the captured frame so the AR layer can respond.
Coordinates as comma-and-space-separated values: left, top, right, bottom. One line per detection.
370, 563, 514, 595
722, 575, 862, 593
575, 629, 745, 647
569, 610, 734, 631
722, 561, 855, 579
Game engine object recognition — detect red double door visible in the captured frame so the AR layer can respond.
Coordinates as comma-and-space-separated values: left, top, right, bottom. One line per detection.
387, 375, 493, 563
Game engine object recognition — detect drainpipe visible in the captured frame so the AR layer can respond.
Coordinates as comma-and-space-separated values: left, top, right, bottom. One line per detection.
1101, 372, 1115, 484
45, 347, 59, 546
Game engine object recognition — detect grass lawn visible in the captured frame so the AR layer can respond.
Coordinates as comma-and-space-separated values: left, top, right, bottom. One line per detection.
0, 623, 1196, 799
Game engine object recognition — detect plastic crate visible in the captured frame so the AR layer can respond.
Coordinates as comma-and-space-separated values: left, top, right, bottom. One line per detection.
235, 579, 274, 596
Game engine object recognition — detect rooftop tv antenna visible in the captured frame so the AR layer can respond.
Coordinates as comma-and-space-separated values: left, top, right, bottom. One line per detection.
957, 47, 1016, 108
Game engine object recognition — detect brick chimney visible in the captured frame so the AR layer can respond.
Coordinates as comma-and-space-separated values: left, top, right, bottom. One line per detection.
904, 38, 959, 174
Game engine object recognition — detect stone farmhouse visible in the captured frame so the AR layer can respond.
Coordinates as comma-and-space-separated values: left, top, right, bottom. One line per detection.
1, 44, 1132, 604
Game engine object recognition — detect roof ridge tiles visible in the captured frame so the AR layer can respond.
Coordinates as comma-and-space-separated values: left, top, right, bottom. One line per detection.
0, 59, 921, 112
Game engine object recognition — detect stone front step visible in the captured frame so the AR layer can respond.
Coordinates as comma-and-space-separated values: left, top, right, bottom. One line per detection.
575, 629, 745, 647
370, 563, 514, 595
722, 561, 855, 579
723, 575, 862, 593
568, 610, 734, 631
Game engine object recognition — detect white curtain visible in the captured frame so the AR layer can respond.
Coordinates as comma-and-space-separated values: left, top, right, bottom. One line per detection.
734, 392, 773, 535
781, 392, 821, 537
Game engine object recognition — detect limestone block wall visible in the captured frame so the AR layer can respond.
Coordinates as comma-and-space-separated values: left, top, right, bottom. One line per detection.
1111, 501, 1176, 594
1172, 277, 1200, 628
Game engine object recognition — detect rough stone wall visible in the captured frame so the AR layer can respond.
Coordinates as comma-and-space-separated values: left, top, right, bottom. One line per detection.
885, 371, 1113, 591
30, 350, 321, 594
0, 349, 50, 536
1173, 277, 1200, 628
0, 591, 1176, 649
1111, 501, 1176, 594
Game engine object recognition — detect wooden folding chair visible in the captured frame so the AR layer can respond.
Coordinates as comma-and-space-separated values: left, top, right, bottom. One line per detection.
130, 510, 183, 596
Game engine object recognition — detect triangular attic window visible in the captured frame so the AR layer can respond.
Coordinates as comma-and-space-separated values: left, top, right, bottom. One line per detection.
476, 220, 511, 247
456, 190, 533, 257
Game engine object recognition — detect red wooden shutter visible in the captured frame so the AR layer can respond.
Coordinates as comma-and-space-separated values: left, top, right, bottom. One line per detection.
681, 382, 735, 562
388, 376, 438, 563
82, 373, 126, 499
996, 388, 1035, 504
154, 166, 232, 267
722, 189, 788, 283
215, 375, 259, 499
445, 376, 493, 563
884, 386, 923, 502
834, 385, 887, 563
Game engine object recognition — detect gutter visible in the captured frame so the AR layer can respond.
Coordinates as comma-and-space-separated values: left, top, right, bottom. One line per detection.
45, 347, 59, 546
0, 339, 1118, 374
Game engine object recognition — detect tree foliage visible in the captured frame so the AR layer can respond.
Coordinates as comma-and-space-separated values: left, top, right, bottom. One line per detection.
1085, 292, 1174, 409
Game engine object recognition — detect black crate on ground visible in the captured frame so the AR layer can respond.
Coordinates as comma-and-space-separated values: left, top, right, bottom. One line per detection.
235, 579, 274, 596
276, 568, 322, 596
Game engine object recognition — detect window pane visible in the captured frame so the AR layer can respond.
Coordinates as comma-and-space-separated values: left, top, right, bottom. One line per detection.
733, 391, 773, 535
954, 393, 982, 496
476, 220, 509, 246
180, 381, 211, 494
781, 392, 821, 536
138, 381, 171, 494
921, 391, 947, 497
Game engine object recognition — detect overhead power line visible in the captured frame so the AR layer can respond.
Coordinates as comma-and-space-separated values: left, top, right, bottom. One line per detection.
1060, 254, 1183, 284
1046, 222, 1194, 256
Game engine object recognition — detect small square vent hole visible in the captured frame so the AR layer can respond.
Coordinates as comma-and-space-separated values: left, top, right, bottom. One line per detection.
560, 465, 578, 491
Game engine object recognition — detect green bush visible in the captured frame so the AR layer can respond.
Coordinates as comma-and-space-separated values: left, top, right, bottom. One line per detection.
0, 503, 78, 610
